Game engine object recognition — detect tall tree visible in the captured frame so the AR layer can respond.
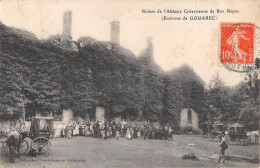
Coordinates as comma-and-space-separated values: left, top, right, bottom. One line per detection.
206, 73, 228, 122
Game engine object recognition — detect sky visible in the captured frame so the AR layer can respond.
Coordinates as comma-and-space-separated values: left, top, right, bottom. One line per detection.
0, 0, 259, 86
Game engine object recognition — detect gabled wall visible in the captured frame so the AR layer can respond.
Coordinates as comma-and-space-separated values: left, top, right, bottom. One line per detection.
180, 108, 198, 129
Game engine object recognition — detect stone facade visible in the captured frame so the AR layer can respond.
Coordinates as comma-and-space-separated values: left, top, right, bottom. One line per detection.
36, 111, 53, 117
95, 106, 105, 121
180, 108, 198, 129
0, 120, 19, 132
62, 109, 75, 125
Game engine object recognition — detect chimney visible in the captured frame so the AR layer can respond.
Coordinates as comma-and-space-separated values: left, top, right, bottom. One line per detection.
110, 20, 120, 44
62, 10, 72, 40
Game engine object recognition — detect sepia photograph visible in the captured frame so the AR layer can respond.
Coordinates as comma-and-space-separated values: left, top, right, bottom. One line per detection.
0, 0, 259, 167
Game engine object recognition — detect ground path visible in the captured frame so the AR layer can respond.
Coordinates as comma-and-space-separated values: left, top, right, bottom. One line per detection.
0, 135, 259, 168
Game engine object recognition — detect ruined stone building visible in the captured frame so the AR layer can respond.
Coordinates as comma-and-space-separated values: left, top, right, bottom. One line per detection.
180, 108, 199, 129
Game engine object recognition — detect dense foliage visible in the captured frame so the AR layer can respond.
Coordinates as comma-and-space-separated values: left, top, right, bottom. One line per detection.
205, 70, 260, 129
0, 24, 63, 120
1, 22, 258, 130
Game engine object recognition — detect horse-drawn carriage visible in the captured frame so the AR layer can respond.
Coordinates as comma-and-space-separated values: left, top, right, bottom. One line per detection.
225, 123, 249, 145
29, 116, 54, 156
1, 116, 54, 158
208, 122, 224, 142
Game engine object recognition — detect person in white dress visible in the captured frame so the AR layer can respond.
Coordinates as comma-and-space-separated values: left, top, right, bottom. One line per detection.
73, 123, 79, 136
126, 128, 131, 140
90, 122, 94, 135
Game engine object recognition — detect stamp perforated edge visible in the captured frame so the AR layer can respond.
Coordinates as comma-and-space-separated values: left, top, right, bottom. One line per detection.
218, 22, 258, 73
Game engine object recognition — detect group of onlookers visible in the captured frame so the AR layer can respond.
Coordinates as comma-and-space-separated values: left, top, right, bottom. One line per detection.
246, 130, 259, 144
62, 121, 174, 140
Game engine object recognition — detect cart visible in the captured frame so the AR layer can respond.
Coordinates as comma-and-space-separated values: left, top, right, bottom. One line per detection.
208, 122, 224, 142
29, 117, 54, 156
226, 123, 249, 145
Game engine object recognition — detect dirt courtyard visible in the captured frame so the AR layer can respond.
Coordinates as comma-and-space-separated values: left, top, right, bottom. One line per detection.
0, 135, 259, 168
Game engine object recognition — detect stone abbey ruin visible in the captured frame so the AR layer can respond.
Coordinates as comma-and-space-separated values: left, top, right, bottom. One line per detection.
0, 10, 205, 131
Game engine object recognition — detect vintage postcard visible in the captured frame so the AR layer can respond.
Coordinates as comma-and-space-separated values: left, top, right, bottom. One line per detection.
0, 0, 259, 168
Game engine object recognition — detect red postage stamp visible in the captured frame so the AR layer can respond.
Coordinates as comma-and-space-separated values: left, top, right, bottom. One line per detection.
220, 23, 254, 64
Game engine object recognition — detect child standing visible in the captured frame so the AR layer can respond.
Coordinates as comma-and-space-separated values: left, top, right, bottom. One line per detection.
67, 129, 72, 139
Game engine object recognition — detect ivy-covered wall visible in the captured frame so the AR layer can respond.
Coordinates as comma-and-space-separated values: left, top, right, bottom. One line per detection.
0, 23, 206, 127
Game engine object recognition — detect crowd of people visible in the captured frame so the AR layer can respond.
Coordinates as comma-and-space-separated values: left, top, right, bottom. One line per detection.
1, 120, 259, 164
62, 121, 174, 140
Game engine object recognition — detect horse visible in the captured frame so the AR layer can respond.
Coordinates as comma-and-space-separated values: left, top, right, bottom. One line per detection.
6, 130, 22, 163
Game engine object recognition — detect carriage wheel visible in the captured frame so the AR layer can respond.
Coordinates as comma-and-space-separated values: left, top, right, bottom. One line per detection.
242, 137, 249, 146
2, 140, 29, 157
236, 137, 242, 145
247, 136, 251, 144
1, 143, 16, 162
243, 138, 247, 146
20, 140, 29, 154
31, 137, 51, 156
